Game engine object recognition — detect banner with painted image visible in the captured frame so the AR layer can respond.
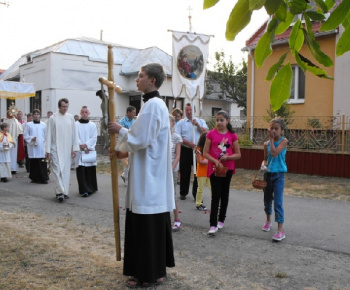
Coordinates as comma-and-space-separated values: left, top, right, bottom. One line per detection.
172, 31, 211, 99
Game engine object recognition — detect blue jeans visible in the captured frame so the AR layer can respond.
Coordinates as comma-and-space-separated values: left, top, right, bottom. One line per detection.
263, 173, 285, 223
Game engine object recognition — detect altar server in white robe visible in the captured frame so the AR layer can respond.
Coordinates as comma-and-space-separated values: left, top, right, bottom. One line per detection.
0, 122, 14, 182
46, 98, 79, 202
75, 106, 98, 197
24, 109, 49, 184
108, 63, 175, 287
5, 106, 23, 174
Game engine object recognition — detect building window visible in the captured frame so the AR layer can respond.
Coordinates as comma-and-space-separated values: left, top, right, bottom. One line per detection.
165, 97, 184, 112
288, 65, 305, 104
130, 95, 141, 114
30, 91, 42, 113
212, 107, 222, 116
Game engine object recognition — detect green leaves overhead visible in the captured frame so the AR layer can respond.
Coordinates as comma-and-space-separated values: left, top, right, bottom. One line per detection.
320, 0, 350, 31
225, 0, 252, 41
270, 63, 292, 111
203, 0, 220, 9
289, 19, 304, 52
203, 0, 350, 111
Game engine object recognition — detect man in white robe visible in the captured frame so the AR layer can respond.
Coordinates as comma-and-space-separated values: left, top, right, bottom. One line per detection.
46, 98, 79, 202
75, 106, 98, 197
5, 107, 23, 174
24, 109, 48, 184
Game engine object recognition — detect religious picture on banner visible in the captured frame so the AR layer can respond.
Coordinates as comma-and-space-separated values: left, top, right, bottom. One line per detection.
177, 45, 204, 80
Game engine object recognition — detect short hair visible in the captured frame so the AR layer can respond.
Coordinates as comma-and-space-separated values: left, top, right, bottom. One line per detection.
27, 113, 33, 118
141, 63, 166, 89
172, 108, 183, 117
0, 122, 9, 130
126, 106, 136, 113
47, 111, 53, 115
271, 117, 286, 130
32, 109, 40, 115
58, 98, 69, 107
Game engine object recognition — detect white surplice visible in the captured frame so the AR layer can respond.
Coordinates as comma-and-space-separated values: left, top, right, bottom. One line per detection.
75, 121, 97, 167
24, 121, 46, 158
45, 112, 79, 195
115, 97, 175, 214
0, 135, 13, 178
6, 118, 23, 172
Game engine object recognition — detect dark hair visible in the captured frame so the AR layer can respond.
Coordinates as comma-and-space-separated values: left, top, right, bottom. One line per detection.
47, 111, 53, 115
58, 98, 69, 108
197, 132, 208, 155
27, 113, 33, 118
0, 122, 9, 130
126, 106, 136, 113
271, 117, 285, 130
32, 109, 40, 115
141, 63, 165, 89
217, 110, 235, 133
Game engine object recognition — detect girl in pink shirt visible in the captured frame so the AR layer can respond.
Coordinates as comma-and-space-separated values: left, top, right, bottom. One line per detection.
203, 111, 241, 235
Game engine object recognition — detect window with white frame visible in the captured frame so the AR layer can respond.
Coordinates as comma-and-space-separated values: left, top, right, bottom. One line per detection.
288, 65, 305, 104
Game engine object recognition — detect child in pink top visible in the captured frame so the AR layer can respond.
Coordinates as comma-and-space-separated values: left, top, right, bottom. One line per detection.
203, 110, 241, 235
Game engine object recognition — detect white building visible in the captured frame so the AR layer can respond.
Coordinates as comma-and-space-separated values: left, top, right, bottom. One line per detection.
0, 37, 242, 121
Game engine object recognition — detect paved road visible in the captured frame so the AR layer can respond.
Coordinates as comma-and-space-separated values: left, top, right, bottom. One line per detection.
1, 161, 349, 256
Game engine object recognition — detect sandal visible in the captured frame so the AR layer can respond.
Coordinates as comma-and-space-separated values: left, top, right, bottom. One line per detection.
126, 277, 141, 288
172, 220, 181, 231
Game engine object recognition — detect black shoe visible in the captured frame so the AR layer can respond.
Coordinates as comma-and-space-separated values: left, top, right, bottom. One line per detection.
19, 164, 24, 168
63, 194, 70, 199
1, 178, 8, 183
196, 204, 207, 211
11, 171, 17, 175
41, 181, 48, 184
82, 192, 88, 197
56, 194, 64, 202
180, 195, 186, 200
120, 175, 126, 184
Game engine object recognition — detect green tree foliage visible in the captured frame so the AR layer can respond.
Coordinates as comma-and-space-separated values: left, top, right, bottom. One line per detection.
203, 0, 350, 111
264, 102, 295, 138
206, 52, 247, 115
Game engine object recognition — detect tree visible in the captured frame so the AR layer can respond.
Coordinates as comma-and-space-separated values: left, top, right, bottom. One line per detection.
206, 52, 247, 115
203, 0, 350, 111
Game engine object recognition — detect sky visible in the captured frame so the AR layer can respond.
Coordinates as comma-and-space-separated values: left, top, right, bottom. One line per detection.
0, 0, 268, 70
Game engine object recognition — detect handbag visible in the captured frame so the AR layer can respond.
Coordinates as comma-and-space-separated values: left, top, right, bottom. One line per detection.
81, 150, 97, 163
214, 163, 228, 177
252, 169, 267, 189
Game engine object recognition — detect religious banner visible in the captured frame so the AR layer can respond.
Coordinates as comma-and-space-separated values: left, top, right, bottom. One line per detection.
171, 31, 211, 100
0, 81, 35, 99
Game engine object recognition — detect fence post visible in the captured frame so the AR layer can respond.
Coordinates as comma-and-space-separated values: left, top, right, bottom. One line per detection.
341, 115, 345, 153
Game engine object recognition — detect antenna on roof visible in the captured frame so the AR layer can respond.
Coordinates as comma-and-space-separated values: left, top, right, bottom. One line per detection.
187, 6, 192, 33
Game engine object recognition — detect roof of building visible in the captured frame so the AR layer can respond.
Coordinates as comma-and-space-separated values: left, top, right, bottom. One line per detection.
0, 37, 172, 81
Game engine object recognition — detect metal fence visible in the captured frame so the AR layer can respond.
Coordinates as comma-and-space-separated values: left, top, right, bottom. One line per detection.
91, 115, 350, 154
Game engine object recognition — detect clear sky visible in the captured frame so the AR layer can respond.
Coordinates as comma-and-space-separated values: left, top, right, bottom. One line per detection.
0, 0, 268, 70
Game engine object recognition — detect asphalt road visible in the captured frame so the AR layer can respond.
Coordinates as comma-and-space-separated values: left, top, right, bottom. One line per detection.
1, 163, 349, 256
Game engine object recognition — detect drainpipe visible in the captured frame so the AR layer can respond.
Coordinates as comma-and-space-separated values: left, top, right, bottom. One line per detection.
248, 48, 255, 141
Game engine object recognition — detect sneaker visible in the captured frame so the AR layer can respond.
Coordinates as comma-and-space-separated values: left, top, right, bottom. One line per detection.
172, 220, 181, 231
82, 192, 89, 197
196, 204, 207, 211
272, 231, 285, 241
120, 175, 126, 184
56, 194, 64, 202
262, 221, 272, 232
208, 226, 218, 235
217, 221, 224, 229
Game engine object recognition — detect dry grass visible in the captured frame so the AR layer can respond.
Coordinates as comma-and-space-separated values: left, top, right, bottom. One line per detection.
0, 211, 124, 289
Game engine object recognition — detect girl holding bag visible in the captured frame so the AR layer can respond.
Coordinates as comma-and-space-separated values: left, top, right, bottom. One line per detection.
203, 111, 241, 235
